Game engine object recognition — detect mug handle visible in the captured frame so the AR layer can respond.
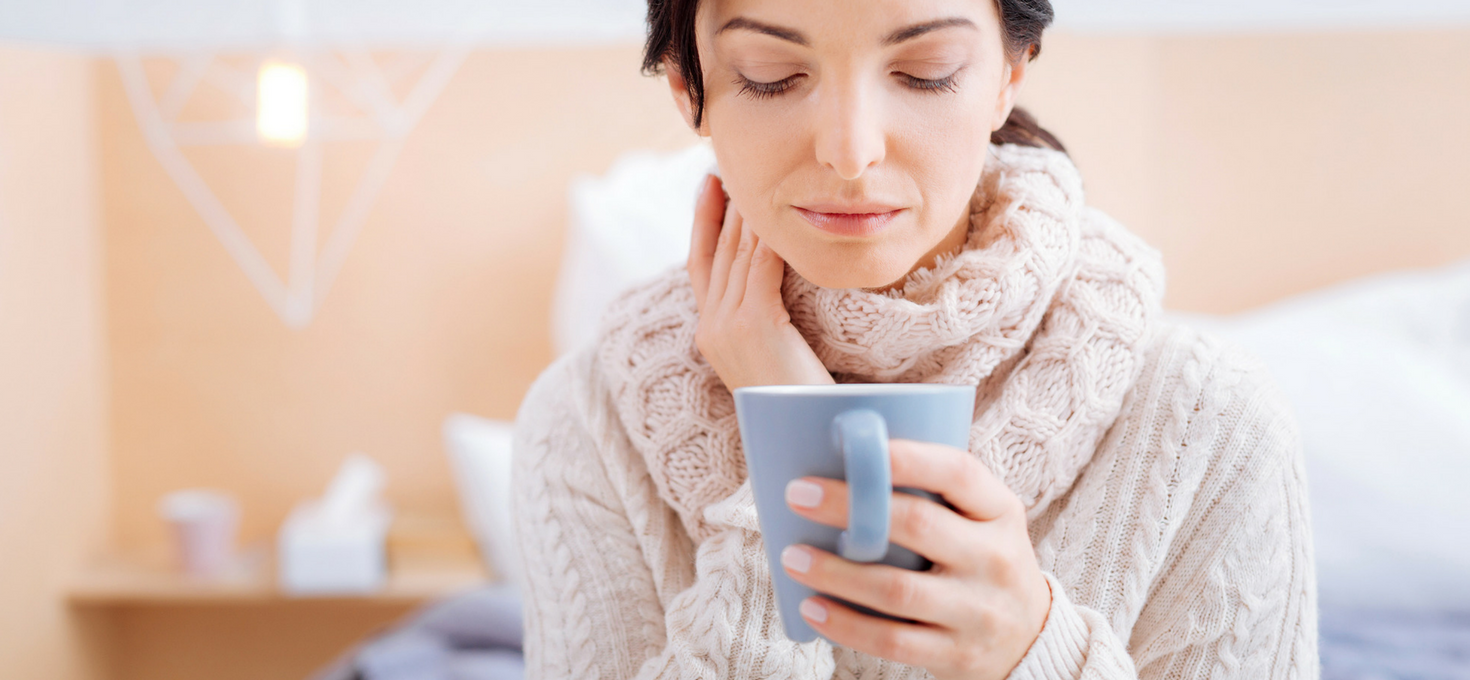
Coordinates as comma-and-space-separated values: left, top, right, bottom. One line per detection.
832, 409, 891, 563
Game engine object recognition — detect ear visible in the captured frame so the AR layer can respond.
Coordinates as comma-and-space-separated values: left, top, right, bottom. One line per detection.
665, 62, 709, 136
991, 50, 1033, 132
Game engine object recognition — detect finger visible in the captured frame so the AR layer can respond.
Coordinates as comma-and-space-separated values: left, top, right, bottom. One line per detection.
705, 201, 742, 307
786, 476, 978, 568
719, 216, 759, 313
795, 595, 952, 668
889, 439, 1019, 522
782, 544, 960, 625
746, 238, 786, 310
687, 174, 724, 312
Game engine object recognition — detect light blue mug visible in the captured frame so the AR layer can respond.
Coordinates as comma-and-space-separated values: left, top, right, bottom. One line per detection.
733, 384, 976, 643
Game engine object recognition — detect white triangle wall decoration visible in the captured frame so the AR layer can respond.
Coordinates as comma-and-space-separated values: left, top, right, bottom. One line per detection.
115, 45, 470, 328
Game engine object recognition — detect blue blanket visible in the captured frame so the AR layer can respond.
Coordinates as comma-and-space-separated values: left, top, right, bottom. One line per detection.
312, 585, 524, 680
317, 589, 1470, 679
1321, 605, 1470, 680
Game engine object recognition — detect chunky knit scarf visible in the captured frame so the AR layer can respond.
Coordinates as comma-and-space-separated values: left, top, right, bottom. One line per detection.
598, 144, 1165, 545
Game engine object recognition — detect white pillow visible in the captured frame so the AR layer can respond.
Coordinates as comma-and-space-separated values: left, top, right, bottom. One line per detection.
442, 413, 521, 588
552, 143, 717, 355
1171, 258, 1470, 610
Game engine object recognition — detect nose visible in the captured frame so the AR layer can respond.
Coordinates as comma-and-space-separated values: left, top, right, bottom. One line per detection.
813, 79, 885, 181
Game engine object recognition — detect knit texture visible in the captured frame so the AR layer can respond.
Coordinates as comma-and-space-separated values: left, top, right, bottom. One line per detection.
512, 146, 1319, 679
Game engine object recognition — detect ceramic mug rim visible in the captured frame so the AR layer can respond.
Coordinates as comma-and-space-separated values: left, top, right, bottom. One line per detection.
734, 383, 975, 397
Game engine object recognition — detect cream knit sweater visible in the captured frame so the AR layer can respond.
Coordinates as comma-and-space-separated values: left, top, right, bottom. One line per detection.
512, 149, 1318, 679
513, 321, 1318, 679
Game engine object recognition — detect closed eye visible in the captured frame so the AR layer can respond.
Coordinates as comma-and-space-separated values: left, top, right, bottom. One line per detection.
735, 73, 804, 99
896, 69, 962, 94
734, 68, 962, 100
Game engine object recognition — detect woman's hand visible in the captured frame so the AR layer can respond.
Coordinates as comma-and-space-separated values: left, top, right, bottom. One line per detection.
780, 439, 1051, 680
687, 174, 834, 391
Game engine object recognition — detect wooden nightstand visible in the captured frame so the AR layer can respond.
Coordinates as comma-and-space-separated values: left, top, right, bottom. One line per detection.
67, 516, 495, 680
67, 543, 490, 605
69, 512, 491, 605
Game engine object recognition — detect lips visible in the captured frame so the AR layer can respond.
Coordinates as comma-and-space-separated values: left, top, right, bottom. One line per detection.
794, 205, 904, 237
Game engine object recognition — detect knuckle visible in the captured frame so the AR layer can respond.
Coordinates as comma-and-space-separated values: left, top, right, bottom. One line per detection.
898, 500, 938, 540
983, 549, 1017, 585
872, 629, 910, 661
957, 452, 984, 484
954, 643, 987, 673
758, 304, 792, 327
726, 314, 752, 335
887, 441, 914, 476
881, 572, 922, 611
1009, 496, 1026, 518
980, 600, 1008, 632
997, 489, 1025, 518
694, 324, 718, 352
738, 230, 757, 253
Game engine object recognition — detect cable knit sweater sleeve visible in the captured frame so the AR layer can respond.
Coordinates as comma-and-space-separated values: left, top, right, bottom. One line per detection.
512, 348, 835, 680
1005, 325, 1319, 680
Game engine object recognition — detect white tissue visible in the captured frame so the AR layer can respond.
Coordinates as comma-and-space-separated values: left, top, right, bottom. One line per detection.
278, 453, 391, 595
319, 453, 385, 527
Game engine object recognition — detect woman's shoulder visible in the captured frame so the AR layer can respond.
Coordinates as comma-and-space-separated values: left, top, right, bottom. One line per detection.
516, 267, 702, 470
521, 268, 697, 421
514, 344, 603, 463
598, 266, 700, 347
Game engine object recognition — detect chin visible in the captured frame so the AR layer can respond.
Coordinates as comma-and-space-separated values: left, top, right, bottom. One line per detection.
767, 210, 938, 290
783, 246, 916, 290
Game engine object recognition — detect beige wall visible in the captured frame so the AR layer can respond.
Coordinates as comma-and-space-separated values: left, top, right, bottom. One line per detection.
1022, 29, 1470, 312
99, 46, 698, 553
0, 48, 111, 680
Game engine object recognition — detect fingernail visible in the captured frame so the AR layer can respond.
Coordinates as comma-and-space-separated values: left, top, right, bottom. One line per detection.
785, 479, 823, 508
781, 545, 812, 573
799, 598, 828, 623
696, 174, 714, 199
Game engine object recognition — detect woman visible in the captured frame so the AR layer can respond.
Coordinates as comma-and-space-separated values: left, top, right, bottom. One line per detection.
512, 0, 1318, 677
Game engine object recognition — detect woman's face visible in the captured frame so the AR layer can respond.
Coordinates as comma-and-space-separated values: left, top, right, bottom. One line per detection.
670, 0, 1028, 289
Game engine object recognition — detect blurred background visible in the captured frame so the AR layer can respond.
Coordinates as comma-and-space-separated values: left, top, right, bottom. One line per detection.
2, 0, 1468, 679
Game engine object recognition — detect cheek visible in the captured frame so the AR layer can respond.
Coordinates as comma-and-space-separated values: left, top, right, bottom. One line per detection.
706, 98, 807, 232
892, 106, 991, 231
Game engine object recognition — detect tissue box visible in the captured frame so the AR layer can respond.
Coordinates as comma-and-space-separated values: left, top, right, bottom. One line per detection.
277, 500, 392, 595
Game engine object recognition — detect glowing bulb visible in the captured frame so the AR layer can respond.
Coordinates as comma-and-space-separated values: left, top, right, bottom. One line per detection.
257, 61, 309, 147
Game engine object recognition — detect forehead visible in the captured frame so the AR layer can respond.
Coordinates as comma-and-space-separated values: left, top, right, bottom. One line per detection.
700, 0, 1002, 45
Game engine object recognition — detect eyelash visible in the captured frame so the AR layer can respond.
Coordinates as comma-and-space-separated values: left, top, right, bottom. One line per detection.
736, 75, 801, 100
897, 72, 960, 94
735, 70, 961, 99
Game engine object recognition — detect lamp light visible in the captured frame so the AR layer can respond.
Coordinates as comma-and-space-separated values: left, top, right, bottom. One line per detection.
256, 61, 309, 147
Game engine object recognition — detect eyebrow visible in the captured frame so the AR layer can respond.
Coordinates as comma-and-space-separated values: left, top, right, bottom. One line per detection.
715, 16, 976, 47
883, 17, 976, 45
717, 17, 808, 45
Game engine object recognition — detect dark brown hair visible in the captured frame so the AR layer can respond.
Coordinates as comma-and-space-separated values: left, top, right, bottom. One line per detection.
642, 0, 1066, 153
